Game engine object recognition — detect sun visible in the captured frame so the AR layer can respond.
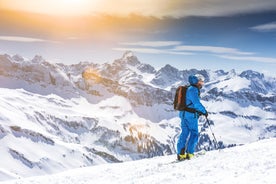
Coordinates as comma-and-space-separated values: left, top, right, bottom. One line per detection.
0, 0, 100, 16
56, 0, 94, 16
61, 0, 91, 7
47, 0, 100, 16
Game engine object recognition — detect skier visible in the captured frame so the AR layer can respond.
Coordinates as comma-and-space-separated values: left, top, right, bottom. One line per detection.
177, 74, 208, 161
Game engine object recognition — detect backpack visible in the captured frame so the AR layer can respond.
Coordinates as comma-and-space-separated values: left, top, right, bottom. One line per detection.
173, 85, 197, 113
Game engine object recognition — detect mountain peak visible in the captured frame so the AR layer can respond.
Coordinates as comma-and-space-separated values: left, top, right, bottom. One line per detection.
122, 51, 135, 59
32, 55, 45, 63
159, 64, 178, 73
120, 51, 140, 66
12, 54, 25, 62
229, 69, 236, 75
240, 70, 264, 80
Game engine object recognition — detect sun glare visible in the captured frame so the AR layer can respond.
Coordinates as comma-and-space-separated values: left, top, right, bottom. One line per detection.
55, 0, 95, 16
0, 0, 100, 16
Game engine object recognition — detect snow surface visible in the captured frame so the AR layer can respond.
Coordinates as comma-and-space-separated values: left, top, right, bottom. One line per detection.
211, 76, 250, 93
1, 138, 275, 184
0, 87, 177, 180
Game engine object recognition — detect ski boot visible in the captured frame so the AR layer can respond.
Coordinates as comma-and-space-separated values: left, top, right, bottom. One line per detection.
186, 153, 194, 160
177, 154, 187, 161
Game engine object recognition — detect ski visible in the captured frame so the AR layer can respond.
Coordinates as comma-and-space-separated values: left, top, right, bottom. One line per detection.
166, 151, 206, 165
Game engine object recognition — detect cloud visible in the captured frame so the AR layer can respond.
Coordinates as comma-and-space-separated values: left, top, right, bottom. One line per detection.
115, 41, 192, 55
1, 0, 276, 18
158, 0, 276, 17
219, 55, 276, 64
173, 45, 253, 55
115, 42, 255, 57
250, 22, 276, 32
66, 37, 80, 40
119, 41, 182, 47
112, 47, 193, 55
114, 42, 276, 64
0, 36, 58, 43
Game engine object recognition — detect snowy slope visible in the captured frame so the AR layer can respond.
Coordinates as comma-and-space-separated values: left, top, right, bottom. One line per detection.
1, 138, 275, 184
0, 87, 176, 181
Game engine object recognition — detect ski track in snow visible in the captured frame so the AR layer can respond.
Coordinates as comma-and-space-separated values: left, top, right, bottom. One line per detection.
1, 138, 275, 184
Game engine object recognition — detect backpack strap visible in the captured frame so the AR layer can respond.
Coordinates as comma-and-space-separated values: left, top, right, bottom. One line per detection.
181, 86, 198, 113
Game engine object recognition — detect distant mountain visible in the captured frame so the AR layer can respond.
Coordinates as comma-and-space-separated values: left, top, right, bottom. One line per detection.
0, 51, 275, 180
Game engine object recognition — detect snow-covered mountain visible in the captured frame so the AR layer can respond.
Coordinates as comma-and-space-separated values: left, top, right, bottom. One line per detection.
0, 51, 275, 181
2, 138, 276, 184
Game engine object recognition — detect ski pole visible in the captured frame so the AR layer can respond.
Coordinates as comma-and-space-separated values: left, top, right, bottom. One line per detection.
206, 118, 219, 150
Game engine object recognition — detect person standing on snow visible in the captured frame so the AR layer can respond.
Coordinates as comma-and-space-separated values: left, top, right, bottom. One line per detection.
177, 74, 208, 161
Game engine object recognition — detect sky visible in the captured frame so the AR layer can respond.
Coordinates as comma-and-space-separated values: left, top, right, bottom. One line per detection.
0, 0, 276, 76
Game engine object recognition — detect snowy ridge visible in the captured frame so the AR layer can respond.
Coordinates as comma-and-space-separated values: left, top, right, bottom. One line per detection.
2, 138, 276, 184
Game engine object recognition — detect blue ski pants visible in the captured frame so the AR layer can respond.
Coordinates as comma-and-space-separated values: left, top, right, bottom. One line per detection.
177, 111, 199, 154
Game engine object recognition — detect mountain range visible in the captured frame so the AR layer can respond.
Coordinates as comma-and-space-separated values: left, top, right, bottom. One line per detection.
0, 51, 275, 180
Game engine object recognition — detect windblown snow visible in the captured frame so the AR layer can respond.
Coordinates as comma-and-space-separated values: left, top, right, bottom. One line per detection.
1, 138, 275, 184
